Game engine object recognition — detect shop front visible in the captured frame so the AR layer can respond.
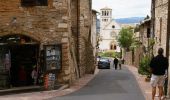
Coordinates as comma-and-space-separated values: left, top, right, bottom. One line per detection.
43, 44, 62, 90
0, 34, 40, 89
0, 34, 62, 90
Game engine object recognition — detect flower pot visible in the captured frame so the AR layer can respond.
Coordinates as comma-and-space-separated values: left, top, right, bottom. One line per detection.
145, 77, 150, 82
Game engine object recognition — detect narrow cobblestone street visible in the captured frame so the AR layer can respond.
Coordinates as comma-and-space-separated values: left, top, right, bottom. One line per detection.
49, 65, 145, 100
0, 64, 152, 100
0, 0, 169, 100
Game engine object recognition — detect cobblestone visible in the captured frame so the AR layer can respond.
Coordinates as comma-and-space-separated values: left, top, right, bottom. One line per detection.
0, 65, 153, 100
0, 73, 98, 100
126, 65, 152, 100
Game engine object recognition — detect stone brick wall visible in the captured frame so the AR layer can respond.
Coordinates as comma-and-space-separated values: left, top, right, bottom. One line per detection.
0, 0, 70, 44
79, 0, 95, 76
139, 20, 151, 49
124, 51, 132, 65
0, 0, 95, 86
154, 0, 168, 56
152, 0, 170, 96
0, 0, 79, 84
134, 46, 143, 68
91, 10, 98, 65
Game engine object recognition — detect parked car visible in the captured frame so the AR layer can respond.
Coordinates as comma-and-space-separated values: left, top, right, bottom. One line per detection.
98, 58, 110, 69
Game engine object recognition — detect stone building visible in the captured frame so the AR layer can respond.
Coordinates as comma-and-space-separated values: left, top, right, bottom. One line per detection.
139, 18, 151, 51
99, 7, 121, 52
0, 0, 95, 90
152, 0, 169, 56
151, 0, 170, 97
78, 0, 95, 76
91, 10, 98, 65
130, 18, 151, 67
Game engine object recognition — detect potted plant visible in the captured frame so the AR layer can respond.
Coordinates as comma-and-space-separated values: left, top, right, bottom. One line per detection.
138, 55, 151, 82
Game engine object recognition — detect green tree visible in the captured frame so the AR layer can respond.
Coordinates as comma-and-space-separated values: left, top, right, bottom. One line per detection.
118, 27, 134, 51
98, 50, 120, 58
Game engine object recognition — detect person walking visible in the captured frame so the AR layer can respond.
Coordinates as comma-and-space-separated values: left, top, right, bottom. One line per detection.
113, 57, 118, 70
150, 48, 168, 100
118, 58, 122, 70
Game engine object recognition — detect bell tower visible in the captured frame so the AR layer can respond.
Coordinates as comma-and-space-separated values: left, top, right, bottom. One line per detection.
100, 7, 112, 27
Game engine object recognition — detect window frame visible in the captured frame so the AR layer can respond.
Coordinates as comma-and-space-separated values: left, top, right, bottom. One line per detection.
21, 0, 48, 7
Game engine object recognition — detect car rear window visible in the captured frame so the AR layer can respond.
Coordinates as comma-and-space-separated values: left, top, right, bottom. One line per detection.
100, 58, 109, 62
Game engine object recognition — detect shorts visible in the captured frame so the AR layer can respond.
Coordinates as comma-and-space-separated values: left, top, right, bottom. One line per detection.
150, 74, 165, 87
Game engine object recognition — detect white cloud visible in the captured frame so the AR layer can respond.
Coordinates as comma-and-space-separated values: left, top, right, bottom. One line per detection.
92, 0, 151, 18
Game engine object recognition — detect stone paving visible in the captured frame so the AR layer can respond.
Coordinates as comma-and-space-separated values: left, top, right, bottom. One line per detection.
0, 68, 99, 100
126, 65, 170, 100
0, 65, 154, 100
125, 65, 152, 100
49, 65, 145, 100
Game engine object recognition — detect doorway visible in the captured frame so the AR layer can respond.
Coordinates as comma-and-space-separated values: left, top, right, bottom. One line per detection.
9, 44, 39, 87
0, 34, 40, 88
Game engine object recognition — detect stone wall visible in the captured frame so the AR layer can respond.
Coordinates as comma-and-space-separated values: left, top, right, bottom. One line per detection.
154, 0, 168, 55
79, 0, 95, 76
152, 0, 170, 96
0, 0, 70, 44
134, 46, 143, 68
139, 20, 151, 49
91, 10, 98, 65
124, 51, 132, 65
0, 0, 95, 85
0, 0, 78, 84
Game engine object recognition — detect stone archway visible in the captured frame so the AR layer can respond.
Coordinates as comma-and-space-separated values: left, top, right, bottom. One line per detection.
0, 33, 41, 43
0, 34, 40, 44
0, 34, 40, 87
110, 41, 116, 50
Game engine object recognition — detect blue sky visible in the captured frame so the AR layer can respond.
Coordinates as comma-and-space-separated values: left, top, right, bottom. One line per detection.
92, 0, 151, 18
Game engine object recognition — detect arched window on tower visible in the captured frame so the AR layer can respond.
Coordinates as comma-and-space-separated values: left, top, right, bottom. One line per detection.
102, 11, 104, 16
114, 45, 117, 50
107, 11, 109, 16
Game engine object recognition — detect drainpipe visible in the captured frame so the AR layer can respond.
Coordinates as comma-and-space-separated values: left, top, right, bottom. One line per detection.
151, 0, 155, 38
166, 0, 170, 97
151, 0, 155, 57
166, 0, 170, 58
77, 0, 81, 78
